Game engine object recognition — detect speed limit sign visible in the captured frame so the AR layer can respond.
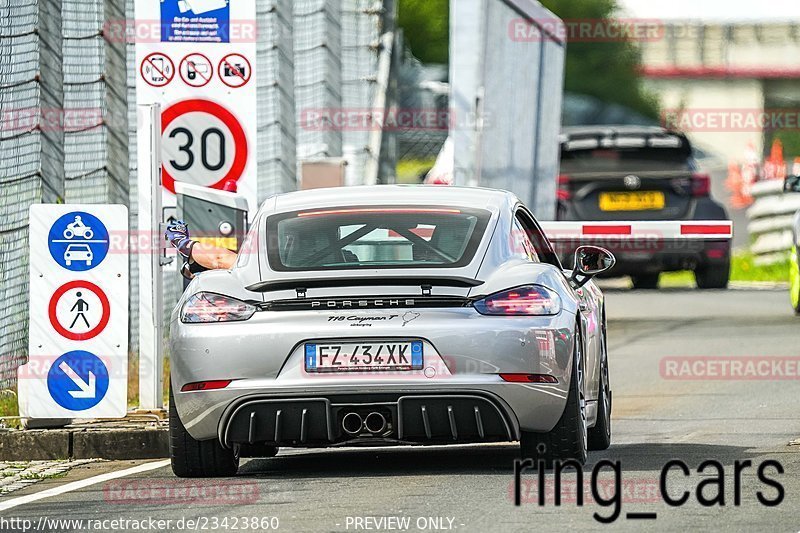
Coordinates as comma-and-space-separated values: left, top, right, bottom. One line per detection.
160, 99, 248, 194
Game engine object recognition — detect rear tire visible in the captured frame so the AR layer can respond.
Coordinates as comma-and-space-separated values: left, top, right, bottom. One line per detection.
631, 273, 659, 290
520, 327, 587, 467
695, 259, 730, 289
587, 358, 611, 451
169, 386, 239, 478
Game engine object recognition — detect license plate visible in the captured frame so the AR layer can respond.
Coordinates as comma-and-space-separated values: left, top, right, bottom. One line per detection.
599, 191, 665, 211
305, 341, 423, 372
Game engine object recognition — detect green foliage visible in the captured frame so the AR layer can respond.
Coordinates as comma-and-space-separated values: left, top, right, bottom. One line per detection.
397, 0, 449, 64
660, 252, 790, 287
397, 0, 660, 118
539, 0, 659, 118
770, 130, 800, 159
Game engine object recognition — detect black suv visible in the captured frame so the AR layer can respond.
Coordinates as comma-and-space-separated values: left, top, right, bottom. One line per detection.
557, 126, 731, 289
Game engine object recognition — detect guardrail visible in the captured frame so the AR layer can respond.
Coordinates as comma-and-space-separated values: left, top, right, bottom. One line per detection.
746, 181, 800, 265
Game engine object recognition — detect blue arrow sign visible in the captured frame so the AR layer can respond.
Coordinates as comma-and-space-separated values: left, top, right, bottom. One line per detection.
48, 211, 110, 271
47, 351, 109, 411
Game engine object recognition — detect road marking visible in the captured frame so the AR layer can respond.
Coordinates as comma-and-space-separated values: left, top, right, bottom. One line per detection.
0, 459, 170, 512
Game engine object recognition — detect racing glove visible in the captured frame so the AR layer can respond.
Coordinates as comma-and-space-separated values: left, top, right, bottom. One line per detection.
165, 220, 196, 260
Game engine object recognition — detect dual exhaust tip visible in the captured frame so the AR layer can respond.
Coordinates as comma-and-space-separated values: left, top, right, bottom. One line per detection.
342, 411, 388, 436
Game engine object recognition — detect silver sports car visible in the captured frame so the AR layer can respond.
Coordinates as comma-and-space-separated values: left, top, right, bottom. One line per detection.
169, 186, 615, 477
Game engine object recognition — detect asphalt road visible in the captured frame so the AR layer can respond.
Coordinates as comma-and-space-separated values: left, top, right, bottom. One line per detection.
3, 289, 800, 533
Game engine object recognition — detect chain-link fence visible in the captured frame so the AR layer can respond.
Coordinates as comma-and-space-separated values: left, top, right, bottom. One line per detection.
294, 0, 343, 162
0, 0, 43, 389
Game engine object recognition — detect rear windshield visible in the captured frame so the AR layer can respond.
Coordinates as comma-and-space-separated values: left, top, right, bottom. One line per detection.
266, 206, 491, 272
561, 147, 692, 173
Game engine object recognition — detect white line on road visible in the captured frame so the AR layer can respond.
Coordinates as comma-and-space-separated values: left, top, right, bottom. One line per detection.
0, 459, 170, 513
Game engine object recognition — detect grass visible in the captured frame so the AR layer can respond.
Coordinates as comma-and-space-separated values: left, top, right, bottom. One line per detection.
127, 349, 171, 409
20, 471, 68, 481
0, 391, 19, 424
660, 251, 791, 287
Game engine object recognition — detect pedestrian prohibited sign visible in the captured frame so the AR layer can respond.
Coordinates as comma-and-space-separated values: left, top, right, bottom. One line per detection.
21, 204, 128, 419
161, 99, 248, 194
47, 351, 110, 411
48, 211, 110, 271
48, 280, 111, 341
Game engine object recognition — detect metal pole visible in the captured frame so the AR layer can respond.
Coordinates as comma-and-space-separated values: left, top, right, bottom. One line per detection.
137, 104, 164, 410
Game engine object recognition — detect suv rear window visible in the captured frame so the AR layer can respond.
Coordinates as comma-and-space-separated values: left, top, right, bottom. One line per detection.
561, 147, 692, 172
267, 206, 491, 272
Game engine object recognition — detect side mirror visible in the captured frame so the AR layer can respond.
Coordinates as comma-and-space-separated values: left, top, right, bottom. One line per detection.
784, 175, 800, 194
570, 245, 616, 288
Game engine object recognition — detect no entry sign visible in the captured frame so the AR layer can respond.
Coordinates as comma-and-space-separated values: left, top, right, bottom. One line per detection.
20, 204, 128, 419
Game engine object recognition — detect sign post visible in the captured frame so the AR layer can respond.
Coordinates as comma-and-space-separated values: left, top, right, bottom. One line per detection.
20, 206, 129, 419
137, 104, 166, 410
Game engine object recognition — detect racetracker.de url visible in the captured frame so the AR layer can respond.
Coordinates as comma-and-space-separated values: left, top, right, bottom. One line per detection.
0, 516, 281, 532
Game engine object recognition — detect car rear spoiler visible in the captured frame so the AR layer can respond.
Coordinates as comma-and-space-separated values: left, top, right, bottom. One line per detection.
538, 221, 733, 240
246, 276, 484, 293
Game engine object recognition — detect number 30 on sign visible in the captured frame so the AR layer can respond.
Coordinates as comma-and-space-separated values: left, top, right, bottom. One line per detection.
161, 99, 249, 194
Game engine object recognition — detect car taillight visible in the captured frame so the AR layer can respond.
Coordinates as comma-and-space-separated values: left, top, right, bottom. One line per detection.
557, 174, 572, 201
180, 292, 256, 323
473, 285, 562, 316
181, 380, 232, 392
691, 173, 711, 197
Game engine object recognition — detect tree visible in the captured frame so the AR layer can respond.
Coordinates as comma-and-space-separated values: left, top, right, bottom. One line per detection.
539, 0, 659, 118
396, 0, 659, 118
397, 0, 449, 64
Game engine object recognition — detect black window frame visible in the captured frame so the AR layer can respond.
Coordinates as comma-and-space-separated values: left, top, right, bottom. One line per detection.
514, 206, 563, 270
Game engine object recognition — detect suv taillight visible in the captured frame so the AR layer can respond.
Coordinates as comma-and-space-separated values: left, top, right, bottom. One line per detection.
557, 174, 572, 201
691, 173, 711, 197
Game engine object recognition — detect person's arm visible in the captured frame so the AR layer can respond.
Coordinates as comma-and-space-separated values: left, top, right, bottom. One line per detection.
190, 240, 237, 270
165, 220, 237, 270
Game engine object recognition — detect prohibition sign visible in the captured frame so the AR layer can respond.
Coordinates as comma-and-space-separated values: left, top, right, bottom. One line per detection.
179, 53, 213, 88
49, 280, 111, 341
218, 53, 252, 88
140, 52, 175, 88
161, 99, 248, 194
